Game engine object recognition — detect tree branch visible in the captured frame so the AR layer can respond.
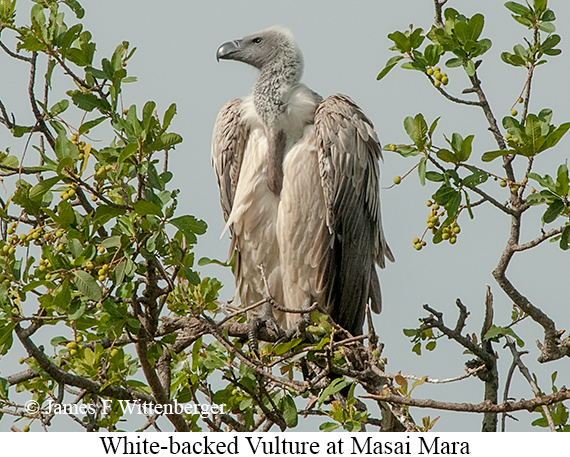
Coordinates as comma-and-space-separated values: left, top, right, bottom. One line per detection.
367, 388, 570, 414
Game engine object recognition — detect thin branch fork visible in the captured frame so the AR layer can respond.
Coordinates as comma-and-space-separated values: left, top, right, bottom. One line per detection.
505, 339, 556, 431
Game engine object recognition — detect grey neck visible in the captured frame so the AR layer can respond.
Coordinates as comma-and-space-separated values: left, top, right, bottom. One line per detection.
253, 56, 302, 126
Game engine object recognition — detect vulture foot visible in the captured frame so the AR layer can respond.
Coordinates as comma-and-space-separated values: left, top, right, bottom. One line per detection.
248, 302, 284, 353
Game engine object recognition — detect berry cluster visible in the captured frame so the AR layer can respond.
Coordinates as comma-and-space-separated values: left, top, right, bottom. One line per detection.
412, 200, 462, 250
426, 66, 449, 87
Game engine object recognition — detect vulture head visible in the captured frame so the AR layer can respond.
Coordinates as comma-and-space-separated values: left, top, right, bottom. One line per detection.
216, 26, 303, 75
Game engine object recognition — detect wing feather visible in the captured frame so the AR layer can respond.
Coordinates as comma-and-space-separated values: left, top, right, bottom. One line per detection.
314, 94, 394, 335
211, 98, 249, 257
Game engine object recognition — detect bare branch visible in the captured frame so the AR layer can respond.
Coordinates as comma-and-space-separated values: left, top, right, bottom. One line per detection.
513, 226, 565, 252
506, 339, 556, 431
367, 388, 570, 414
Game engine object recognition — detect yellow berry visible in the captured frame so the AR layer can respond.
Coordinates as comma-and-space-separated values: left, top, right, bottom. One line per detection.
449, 236, 457, 244
393, 176, 402, 185
97, 246, 105, 254
453, 226, 461, 234
426, 200, 433, 207
441, 75, 449, 85
22, 425, 30, 432
414, 243, 422, 251
98, 275, 106, 282
517, 97, 524, 104
412, 237, 420, 244
426, 68, 434, 76
500, 180, 507, 188
442, 232, 450, 240
389, 144, 397, 152
510, 109, 518, 116
433, 80, 441, 88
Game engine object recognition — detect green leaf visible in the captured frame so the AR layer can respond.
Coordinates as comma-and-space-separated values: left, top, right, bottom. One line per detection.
462, 168, 488, 187
465, 59, 476, 76
524, 114, 542, 154
505, 1, 531, 16
281, 395, 298, 428
171, 215, 207, 244
73, 270, 102, 302
445, 57, 463, 68
418, 156, 427, 186
436, 148, 457, 163
319, 422, 340, 432
68, 301, 86, 320
0, 321, 16, 356
63, 0, 85, 18
537, 22, 555, 33
318, 377, 349, 406
458, 135, 474, 162
409, 28, 425, 49
144, 132, 183, 153
377, 55, 404, 81
70, 92, 111, 113
543, 199, 564, 224
403, 114, 428, 149
273, 338, 302, 356
79, 116, 106, 135
542, 34, 561, 52
101, 236, 122, 249
133, 200, 163, 217
484, 324, 524, 347
560, 225, 570, 251
501, 52, 526, 67
424, 44, 443, 66
162, 103, 177, 132
544, 123, 570, 150
482, 149, 510, 162
426, 171, 444, 182
387, 31, 410, 53
556, 164, 569, 197
49, 99, 69, 117
29, 176, 60, 201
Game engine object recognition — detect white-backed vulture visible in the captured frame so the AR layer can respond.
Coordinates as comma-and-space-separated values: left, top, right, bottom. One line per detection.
212, 26, 393, 336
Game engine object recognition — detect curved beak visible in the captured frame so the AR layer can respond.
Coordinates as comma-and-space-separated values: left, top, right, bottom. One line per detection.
216, 39, 243, 62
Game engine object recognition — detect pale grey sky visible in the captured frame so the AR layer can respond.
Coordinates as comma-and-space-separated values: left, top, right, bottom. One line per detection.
1, 0, 569, 432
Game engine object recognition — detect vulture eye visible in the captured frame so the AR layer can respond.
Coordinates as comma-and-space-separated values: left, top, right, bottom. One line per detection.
252, 37, 263, 44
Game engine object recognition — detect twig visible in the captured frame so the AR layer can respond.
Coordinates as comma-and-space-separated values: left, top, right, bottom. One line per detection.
505, 339, 556, 431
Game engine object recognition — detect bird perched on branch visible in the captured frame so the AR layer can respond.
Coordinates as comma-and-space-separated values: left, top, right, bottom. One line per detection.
212, 26, 393, 337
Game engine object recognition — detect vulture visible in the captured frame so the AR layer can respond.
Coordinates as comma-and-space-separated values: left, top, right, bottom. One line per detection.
212, 26, 393, 336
